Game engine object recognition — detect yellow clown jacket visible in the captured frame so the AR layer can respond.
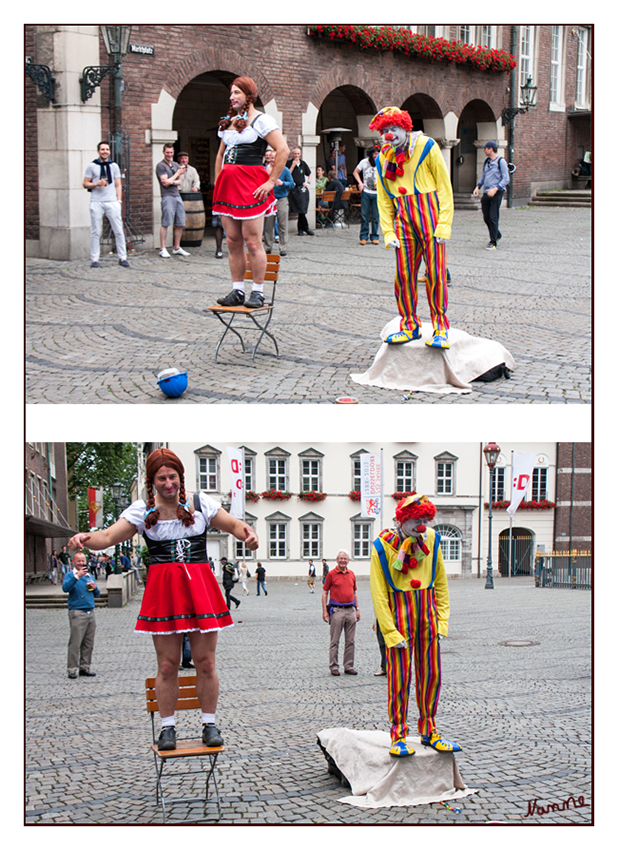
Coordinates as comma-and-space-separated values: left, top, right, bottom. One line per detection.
370, 526, 450, 648
375, 132, 454, 246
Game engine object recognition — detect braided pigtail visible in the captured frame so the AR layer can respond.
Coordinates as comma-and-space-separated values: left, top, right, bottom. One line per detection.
176, 476, 195, 527
144, 481, 160, 529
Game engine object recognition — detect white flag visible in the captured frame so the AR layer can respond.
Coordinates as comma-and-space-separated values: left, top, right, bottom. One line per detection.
226, 447, 245, 519
507, 452, 536, 518
360, 453, 381, 518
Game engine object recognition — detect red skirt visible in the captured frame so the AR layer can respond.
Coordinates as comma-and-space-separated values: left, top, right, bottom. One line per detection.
212, 164, 276, 220
135, 561, 234, 635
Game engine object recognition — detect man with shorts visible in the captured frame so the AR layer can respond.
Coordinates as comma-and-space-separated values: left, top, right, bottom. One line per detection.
156, 143, 191, 258
83, 141, 129, 268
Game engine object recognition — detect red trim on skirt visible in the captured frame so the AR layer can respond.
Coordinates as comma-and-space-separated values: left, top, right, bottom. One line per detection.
135, 561, 233, 635
212, 164, 277, 220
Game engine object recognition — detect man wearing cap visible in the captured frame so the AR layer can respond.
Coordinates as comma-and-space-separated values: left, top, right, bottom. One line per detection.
473, 142, 510, 250
370, 494, 461, 758
177, 152, 201, 194
370, 107, 453, 349
353, 145, 381, 246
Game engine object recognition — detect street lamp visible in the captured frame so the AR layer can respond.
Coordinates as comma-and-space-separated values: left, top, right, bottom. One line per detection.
110, 479, 125, 575
483, 442, 501, 590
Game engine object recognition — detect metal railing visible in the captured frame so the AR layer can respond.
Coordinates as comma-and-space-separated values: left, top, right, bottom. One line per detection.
535, 551, 591, 590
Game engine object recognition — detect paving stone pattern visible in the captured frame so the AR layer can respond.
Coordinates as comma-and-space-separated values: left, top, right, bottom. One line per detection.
25, 576, 591, 824
25, 207, 591, 404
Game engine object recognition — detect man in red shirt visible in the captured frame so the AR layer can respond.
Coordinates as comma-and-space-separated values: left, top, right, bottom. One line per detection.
322, 550, 361, 675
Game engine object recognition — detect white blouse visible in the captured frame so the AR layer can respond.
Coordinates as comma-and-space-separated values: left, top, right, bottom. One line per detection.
218, 112, 278, 150
121, 492, 221, 540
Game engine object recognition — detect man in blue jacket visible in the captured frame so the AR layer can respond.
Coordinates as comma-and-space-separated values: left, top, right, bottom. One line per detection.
473, 141, 510, 250
62, 551, 100, 679
263, 148, 295, 256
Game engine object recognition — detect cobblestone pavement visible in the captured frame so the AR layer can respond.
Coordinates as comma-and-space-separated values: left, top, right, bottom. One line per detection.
26, 206, 591, 404
25, 576, 591, 825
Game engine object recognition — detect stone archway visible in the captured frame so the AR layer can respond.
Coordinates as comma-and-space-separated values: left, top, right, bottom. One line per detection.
453, 99, 502, 193
498, 527, 535, 576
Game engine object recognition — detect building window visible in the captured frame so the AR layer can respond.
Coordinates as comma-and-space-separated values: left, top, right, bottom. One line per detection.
301, 458, 320, 492
478, 26, 495, 48
244, 456, 254, 492
491, 467, 506, 502
575, 28, 590, 108
198, 457, 218, 491
532, 467, 548, 501
269, 523, 287, 558
435, 452, 457, 495
519, 26, 536, 99
457, 26, 471, 43
302, 523, 321, 558
396, 460, 415, 492
434, 525, 462, 561
268, 457, 287, 490
549, 26, 565, 107
235, 520, 256, 560
353, 521, 373, 559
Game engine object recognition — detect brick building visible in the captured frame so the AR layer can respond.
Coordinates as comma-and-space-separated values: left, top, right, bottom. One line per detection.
25, 24, 592, 259
554, 442, 592, 552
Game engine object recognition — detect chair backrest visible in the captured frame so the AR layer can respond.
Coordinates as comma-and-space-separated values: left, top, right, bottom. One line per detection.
244, 253, 280, 284
146, 676, 201, 714
319, 191, 336, 205
341, 189, 352, 201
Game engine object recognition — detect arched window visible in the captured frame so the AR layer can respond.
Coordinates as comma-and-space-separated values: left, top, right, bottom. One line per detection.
433, 525, 462, 561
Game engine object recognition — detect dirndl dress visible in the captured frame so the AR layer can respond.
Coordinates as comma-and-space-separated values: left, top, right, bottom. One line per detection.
213, 112, 278, 221
121, 496, 234, 636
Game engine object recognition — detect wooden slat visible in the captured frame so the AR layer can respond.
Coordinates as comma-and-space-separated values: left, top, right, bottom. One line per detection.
207, 305, 273, 315
244, 270, 279, 281
152, 740, 224, 759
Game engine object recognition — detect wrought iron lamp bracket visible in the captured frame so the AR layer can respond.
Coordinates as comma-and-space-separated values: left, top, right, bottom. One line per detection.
25, 60, 55, 102
80, 64, 118, 102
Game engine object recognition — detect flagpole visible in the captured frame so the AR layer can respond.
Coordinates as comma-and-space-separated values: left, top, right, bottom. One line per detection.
509, 451, 513, 578
380, 448, 384, 531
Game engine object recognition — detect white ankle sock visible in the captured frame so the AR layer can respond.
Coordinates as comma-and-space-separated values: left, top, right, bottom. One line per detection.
232, 281, 245, 293
161, 715, 175, 728
202, 712, 216, 725
251, 283, 264, 293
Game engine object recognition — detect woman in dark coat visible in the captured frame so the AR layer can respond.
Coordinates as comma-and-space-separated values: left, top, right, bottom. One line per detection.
287, 146, 314, 236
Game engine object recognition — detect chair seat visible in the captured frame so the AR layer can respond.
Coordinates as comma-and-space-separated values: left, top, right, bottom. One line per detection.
152, 741, 224, 759
206, 305, 273, 315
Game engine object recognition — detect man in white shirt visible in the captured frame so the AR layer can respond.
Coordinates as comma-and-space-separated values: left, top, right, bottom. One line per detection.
83, 141, 129, 268
177, 152, 201, 194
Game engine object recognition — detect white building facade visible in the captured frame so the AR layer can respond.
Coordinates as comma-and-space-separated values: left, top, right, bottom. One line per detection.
137, 442, 558, 580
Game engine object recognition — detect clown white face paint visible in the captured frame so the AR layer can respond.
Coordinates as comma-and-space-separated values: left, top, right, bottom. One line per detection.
381, 124, 408, 149
401, 517, 424, 537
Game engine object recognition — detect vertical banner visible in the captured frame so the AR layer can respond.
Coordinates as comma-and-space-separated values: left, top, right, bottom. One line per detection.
507, 452, 536, 518
226, 447, 245, 519
360, 453, 382, 518
87, 487, 103, 529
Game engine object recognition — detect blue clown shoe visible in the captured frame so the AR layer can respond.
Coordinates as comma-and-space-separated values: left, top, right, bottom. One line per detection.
420, 731, 461, 752
425, 331, 449, 349
384, 328, 421, 345
389, 739, 415, 758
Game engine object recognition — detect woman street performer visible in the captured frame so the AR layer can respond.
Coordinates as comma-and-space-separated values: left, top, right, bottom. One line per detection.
213, 76, 289, 309
68, 448, 258, 752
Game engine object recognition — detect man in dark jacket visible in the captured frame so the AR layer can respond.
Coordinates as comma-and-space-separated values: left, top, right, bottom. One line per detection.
221, 557, 241, 609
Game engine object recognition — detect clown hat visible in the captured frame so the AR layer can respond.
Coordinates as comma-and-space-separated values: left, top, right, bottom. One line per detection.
395, 493, 437, 523
369, 106, 413, 134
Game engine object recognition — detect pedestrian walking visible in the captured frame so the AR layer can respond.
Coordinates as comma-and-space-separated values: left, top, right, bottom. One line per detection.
307, 559, 316, 593
473, 141, 510, 250
256, 561, 268, 596
222, 557, 241, 610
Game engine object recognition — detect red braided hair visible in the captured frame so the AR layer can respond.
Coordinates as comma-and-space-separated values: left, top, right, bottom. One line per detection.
144, 448, 194, 529
218, 76, 258, 133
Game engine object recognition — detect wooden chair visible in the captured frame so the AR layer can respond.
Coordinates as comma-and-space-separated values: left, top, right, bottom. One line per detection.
316, 190, 336, 227
346, 188, 362, 223
205, 253, 281, 363
146, 675, 223, 823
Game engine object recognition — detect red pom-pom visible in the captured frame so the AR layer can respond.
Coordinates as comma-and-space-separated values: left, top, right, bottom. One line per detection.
398, 186, 407, 194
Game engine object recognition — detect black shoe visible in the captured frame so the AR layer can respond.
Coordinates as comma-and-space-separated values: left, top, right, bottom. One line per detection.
244, 291, 265, 309
68, 672, 77, 679
297, 231, 305, 236
235, 599, 241, 609
305, 229, 315, 236
217, 289, 245, 306
79, 670, 96, 677
202, 723, 224, 747
158, 726, 176, 751
181, 661, 195, 669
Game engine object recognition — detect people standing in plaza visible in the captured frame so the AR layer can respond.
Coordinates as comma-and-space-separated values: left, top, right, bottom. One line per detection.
287, 146, 314, 236
371, 106, 453, 349
221, 557, 241, 610
83, 141, 130, 269
322, 550, 360, 676
262, 148, 294, 257
239, 561, 250, 595
473, 141, 510, 250
59, 546, 70, 576
353, 145, 381, 245
307, 559, 316, 593
176, 152, 201, 194
370, 494, 461, 758
48, 550, 59, 585
327, 143, 347, 182
321, 559, 329, 585
213, 77, 289, 310
156, 143, 191, 259
62, 551, 100, 679
255, 561, 268, 596
68, 447, 258, 752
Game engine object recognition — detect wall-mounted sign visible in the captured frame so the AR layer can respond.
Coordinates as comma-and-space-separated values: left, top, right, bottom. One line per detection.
129, 43, 155, 56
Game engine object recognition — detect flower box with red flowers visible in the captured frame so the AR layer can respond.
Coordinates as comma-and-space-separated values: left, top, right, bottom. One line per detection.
298, 491, 327, 502
349, 490, 361, 500
391, 491, 416, 500
245, 491, 260, 503
484, 499, 556, 511
261, 489, 292, 500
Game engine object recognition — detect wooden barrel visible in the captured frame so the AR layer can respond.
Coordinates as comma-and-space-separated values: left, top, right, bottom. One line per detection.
180, 191, 206, 247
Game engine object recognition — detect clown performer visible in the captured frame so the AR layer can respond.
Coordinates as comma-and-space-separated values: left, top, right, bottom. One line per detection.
370, 107, 454, 349
213, 76, 289, 309
370, 494, 461, 758
68, 448, 258, 752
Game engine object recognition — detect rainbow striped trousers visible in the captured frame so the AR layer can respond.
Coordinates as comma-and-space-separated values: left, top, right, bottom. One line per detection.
393, 191, 449, 335
385, 587, 441, 741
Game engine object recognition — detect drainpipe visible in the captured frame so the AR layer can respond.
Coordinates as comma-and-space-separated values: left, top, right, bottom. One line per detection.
507, 25, 517, 209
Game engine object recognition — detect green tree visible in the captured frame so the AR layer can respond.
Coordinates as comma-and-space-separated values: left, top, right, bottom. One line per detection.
66, 443, 138, 532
